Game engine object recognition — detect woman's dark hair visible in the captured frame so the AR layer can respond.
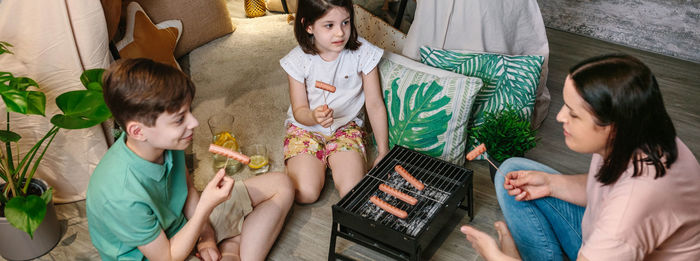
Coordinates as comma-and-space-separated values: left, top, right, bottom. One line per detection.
569, 54, 677, 185
294, 0, 361, 55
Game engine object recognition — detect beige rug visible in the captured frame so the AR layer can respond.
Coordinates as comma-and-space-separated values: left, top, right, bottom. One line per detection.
189, 13, 297, 189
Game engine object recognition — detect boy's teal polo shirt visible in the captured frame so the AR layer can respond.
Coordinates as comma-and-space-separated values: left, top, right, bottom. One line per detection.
86, 134, 188, 261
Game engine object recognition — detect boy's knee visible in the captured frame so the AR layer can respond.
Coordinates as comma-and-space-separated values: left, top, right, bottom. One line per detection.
272, 173, 295, 200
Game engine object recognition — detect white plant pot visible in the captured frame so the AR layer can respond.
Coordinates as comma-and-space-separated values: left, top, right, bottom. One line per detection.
0, 179, 61, 260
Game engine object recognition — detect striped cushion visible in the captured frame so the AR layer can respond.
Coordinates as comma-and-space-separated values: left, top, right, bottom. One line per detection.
419, 46, 544, 159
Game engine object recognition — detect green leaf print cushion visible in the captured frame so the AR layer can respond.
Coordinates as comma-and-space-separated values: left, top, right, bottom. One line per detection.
418, 46, 544, 159
379, 52, 483, 165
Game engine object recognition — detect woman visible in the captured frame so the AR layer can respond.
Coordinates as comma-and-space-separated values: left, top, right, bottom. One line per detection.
462, 54, 700, 260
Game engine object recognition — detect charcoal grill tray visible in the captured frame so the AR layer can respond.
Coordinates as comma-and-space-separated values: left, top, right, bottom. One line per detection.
330, 145, 474, 260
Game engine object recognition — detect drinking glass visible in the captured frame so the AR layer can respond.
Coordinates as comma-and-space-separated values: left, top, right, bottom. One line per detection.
208, 113, 242, 175
245, 143, 270, 175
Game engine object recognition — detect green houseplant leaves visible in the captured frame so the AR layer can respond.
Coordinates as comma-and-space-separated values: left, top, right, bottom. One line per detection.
385, 79, 451, 157
471, 106, 538, 163
0, 42, 111, 237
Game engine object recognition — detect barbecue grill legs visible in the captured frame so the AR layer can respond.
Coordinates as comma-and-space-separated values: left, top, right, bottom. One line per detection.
329, 222, 338, 261
328, 222, 423, 260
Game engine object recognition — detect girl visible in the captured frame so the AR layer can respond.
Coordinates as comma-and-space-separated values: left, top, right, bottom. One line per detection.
461, 54, 700, 260
279, 0, 389, 204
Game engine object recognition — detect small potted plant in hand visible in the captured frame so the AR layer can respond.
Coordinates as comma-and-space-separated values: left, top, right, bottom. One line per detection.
0, 41, 111, 260
470, 105, 538, 182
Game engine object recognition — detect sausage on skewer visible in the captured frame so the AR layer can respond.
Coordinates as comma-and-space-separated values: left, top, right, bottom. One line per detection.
466, 143, 487, 161
394, 165, 425, 191
379, 184, 418, 205
209, 144, 251, 165
370, 195, 408, 219
315, 81, 336, 93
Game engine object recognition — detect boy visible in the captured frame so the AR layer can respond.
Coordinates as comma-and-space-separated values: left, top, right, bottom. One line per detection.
86, 58, 294, 261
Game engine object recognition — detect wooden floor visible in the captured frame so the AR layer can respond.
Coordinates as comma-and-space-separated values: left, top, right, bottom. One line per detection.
8, 26, 699, 261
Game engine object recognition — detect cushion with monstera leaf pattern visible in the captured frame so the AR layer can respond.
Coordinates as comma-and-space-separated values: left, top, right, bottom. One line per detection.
379, 52, 483, 165
418, 46, 544, 159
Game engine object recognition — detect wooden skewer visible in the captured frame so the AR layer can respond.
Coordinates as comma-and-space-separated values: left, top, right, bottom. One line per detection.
485, 157, 499, 170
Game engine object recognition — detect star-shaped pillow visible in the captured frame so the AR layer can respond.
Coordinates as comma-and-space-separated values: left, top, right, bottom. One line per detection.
116, 1, 182, 69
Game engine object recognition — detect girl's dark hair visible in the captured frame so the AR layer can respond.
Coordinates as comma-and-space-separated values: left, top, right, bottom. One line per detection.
569, 54, 677, 185
294, 0, 361, 55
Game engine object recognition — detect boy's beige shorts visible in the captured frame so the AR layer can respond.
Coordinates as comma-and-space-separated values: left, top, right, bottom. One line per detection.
209, 180, 254, 242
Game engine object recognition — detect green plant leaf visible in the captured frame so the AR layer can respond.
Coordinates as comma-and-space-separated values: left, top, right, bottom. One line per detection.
0, 71, 13, 83
0, 41, 13, 55
80, 69, 105, 91
385, 79, 450, 157
10, 77, 39, 92
51, 90, 112, 129
0, 89, 47, 116
26, 90, 46, 116
40, 188, 53, 206
0, 130, 21, 143
5, 195, 47, 238
471, 106, 538, 162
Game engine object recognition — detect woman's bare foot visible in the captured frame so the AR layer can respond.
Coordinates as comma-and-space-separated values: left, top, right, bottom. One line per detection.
494, 221, 520, 259
461, 225, 519, 261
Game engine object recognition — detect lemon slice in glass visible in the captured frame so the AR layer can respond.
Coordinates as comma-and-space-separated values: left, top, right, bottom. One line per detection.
248, 155, 269, 169
214, 132, 239, 151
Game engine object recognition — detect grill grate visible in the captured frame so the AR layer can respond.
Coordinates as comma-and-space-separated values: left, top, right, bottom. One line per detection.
330, 145, 474, 260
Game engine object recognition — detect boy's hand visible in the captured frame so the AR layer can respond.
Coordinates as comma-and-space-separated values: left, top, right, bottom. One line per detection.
312, 104, 334, 128
200, 169, 234, 211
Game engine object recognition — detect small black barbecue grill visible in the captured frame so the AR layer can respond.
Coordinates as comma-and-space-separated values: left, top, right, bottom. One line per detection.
329, 145, 474, 260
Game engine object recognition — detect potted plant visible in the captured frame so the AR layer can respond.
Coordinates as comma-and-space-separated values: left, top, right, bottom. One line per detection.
0, 41, 111, 260
471, 105, 538, 182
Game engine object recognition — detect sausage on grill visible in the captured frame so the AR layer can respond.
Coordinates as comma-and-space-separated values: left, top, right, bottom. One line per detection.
379, 184, 418, 205
370, 195, 408, 219
394, 165, 425, 191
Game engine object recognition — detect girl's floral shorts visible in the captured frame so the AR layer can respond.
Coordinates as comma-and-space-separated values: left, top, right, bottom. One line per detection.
283, 121, 366, 164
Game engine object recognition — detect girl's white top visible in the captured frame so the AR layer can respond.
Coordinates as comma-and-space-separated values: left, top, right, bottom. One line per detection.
280, 37, 383, 136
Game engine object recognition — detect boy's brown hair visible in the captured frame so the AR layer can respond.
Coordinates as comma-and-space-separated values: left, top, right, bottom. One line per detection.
102, 58, 195, 128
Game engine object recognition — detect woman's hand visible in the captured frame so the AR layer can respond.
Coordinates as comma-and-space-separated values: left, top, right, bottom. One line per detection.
199, 169, 234, 212
504, 170, 553, 201
312, 104, 334, 128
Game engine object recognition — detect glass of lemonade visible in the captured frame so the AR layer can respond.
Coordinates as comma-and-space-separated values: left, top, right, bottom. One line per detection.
208, 113, 242, 175
245, 143, 270, 175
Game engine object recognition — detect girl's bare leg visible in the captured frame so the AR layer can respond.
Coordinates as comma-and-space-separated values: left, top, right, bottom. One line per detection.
286, 154, 326, 203
327, 151, 365, 198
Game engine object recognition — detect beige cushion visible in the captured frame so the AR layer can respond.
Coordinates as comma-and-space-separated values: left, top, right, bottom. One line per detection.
116, 2, 182, 69
353, 4, 406, 55
133, 0, 234, 58
101, 0, 122, 41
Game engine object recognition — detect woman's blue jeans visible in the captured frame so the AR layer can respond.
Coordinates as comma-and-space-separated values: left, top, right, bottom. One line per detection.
494, 157, 586, 261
